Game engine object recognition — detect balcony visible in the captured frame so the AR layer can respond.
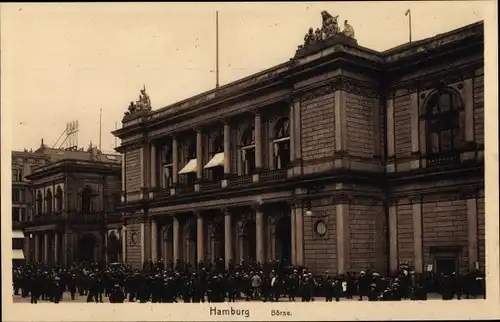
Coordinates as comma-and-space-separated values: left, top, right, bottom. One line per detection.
154, 188, 171, 199
228, 174, 253, 188
31, 214, 64, 225
260, 168, 287, 183
68, 212, 105, 224
200, 180, 222, 192
176, 183, 195, 194
426, 152, 461, 168
104, 212, 123, 223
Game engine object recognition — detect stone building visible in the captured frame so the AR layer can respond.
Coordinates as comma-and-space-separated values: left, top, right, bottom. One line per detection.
113, 16, 484, 275
20, 142, 123, 265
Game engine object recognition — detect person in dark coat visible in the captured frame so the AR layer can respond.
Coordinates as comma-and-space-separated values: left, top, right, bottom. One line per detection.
109, 285, 125, 303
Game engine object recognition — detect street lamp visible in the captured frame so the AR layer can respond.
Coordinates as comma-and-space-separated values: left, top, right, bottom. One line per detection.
304, 184, 325, 217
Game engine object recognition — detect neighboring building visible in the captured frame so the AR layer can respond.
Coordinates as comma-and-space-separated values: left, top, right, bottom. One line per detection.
113, 16, 484, 275
12, 149, 51, 265
18, 141, 123, 265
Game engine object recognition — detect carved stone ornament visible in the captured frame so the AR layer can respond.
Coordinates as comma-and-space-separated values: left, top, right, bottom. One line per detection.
124, 85, 152, 117
299, 11, 353, 50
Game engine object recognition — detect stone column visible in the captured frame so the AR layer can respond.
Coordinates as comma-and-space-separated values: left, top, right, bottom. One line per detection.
140, 147, 145, 189
43, 233, 49, 263
467, 196, 479, 271
254, 111, 262, 169
295, 206, 304, 266
388, 202, 398, 273
196, 129, 203, 180
336, 203, 350, 275
412, 198, 423, 274
172, 137, 179, 185
255, 208, 265, 264
334, 90, 347, 152
197, 213, 204, 263
104, 231, 109, 264
224, 209, 232, 267
463, 79, 475, 143
173, 217, 180, 263
150, 143, 157, 189
223, 122, 231, 175
54, 232, 59, 265
62, 232, 68, 267
151, 218, 158, 262
121, 226, 127, 263
34, 233, 40, 262
386, 97, 395, 161
289, 101, 296, 162
140, 222, 145, 264
290, 205, 297, 265
293, 100, 302, 160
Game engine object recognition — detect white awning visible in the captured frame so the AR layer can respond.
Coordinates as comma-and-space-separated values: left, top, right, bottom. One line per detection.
12, 249, 24, 260
12, 231, 24, 239
204, 152, 224, 169
178, 158, 198, 174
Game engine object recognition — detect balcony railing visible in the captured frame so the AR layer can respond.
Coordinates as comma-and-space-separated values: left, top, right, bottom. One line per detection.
31, 214, 64, 225
426, 152, 461, 168
154, 189, 171, 199
200, 180, 222, 192
260, 168, 287, 183
176, 184, 195, 194
228, 174, 253, 188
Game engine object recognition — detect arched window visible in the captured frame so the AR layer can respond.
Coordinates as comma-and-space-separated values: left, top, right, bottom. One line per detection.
209, 133, 224, 181
212, 133, 224, 154
273, 117, 291, 169
241, 125, 256, 175
425, 88, 465, 154
186, 135, 196, 160
55, 186, 63, 213
81, 186, 93, 213
36, 191, 43, 216
46, 189, 53, 216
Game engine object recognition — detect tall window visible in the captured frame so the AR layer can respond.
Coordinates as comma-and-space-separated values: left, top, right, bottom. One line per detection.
12, 188, 21, 203
12, 207, 20, 223
12, 169, 19, 182
210, 133, 224, 181
36, 191, 43, 215
241, 125, 256, 175
163, 143, 173, 189
55, 186, 63, 213
273, 117, 291, 169
81, 186, 93, 213
425, 88, 465, 154
187, 136, 196, 160
46, 189, 53, 216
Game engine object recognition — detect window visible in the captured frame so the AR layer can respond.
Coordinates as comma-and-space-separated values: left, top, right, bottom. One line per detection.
12, 207, 20, 223
162, 143, 173, 189
12, 169, 23, 182
273, 117, 291, 169
210, 133, 224, 181
55, 186, 63, 213
241, 125, 256, 175
164, 165, 173, 189
12, 189, 21, 203
36, 191, 43, 215
81, 186, 93, 213
425, 88, 465, 154
187, 136, 196, 160
46, 189, 53, 216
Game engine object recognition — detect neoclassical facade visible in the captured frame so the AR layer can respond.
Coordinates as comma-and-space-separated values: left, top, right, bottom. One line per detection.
22, 148, 123, 266
113, 17, 484, 275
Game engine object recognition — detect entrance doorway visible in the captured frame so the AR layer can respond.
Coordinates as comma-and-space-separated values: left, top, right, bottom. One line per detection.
78, 234, 97, 263
107, 231, 121, 263
435, 257, 458, 275
275, 215, 292, 266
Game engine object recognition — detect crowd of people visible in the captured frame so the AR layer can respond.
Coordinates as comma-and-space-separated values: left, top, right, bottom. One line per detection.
13, 259, 486, 304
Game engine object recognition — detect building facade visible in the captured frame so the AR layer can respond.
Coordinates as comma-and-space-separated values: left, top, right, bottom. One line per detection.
20, 143, 123, 266
113, 17, 484, 275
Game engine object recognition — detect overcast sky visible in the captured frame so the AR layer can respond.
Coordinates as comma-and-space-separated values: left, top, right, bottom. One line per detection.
1, 2, 488, 153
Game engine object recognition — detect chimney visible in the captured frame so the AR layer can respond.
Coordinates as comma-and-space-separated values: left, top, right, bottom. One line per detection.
41, 138, 44, 148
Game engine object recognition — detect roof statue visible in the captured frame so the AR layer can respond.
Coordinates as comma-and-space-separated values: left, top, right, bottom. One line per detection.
342, 20, 355, 39
297, 11, 356, 52
124, 85, 152, 117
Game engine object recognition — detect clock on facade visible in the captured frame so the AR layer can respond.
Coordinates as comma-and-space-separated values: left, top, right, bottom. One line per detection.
315, 220, 327, 236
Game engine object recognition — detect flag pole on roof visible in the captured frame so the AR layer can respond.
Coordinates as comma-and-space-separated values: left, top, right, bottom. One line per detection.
405, 9, 412, 42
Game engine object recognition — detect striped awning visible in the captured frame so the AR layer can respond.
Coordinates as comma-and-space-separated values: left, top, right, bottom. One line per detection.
12, 230, 25, 239
12, 249, 24, 260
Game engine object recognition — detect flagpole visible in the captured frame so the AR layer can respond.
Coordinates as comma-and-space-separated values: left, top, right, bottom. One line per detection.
216, 10, 220, 88
99, 108, 102, 151
409, 10, 412, 42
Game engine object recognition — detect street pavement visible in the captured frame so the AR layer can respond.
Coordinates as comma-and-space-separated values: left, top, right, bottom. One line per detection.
12, 292, 467, 303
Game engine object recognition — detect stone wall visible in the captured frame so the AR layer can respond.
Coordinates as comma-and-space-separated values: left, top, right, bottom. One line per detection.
303, 198, 337, 274
125, 149, 141, 193
300, 91, 336, 163
345, 92, 377, 158
422, 198, 469, 273
396, 203, 414, 264
349, 203, 386, 273
477, 195, 485, 271
473, 67, 484, 145
125, 222, 142, 268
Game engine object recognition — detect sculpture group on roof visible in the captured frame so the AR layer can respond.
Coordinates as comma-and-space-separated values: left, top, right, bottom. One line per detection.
124, 86, 152, 116
299, 11, 355, 50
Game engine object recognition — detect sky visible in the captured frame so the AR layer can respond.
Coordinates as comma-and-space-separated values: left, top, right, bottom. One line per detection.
1, 2, 488, 154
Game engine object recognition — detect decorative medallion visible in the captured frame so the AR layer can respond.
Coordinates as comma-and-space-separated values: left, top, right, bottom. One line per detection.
315, 220, 327, 236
